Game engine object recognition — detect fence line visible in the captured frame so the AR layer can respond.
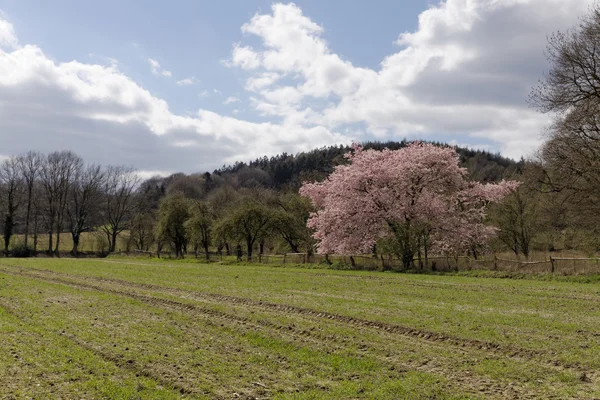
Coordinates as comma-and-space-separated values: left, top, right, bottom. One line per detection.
119, 249, 600, 275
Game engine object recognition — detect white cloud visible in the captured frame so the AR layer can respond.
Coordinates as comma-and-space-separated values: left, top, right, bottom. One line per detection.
177, 76, 200, 86
0, 1, 593, 174
148, 58, 172, 77
0, 20, 346, 172
229, 1, 590, 159
245, 72, 280, 92
176, 76, 200, 86
229, 44, 261, 69
199, 90, 209, 97
224, 96, 240, 104
0, 18, 18, 49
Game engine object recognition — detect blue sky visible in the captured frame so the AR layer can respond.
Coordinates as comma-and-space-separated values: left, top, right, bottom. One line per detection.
0, 0, 592, 174
0, 0, 428, 116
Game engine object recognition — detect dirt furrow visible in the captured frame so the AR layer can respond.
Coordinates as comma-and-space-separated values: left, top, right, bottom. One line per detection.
0, 297, 200, 398
2, 265, 592, 399
1, 265, 590, 375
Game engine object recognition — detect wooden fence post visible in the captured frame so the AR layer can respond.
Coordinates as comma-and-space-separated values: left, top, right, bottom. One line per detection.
493, 255, 497, 270
283, 254, 286, 264
550, 256, 555, 273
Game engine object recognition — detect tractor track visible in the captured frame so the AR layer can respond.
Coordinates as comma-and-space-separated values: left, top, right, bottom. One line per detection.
2, 264, 597, 399
0, 264, 593, 378
0, 297, 202, 399
99, 259, 600, 302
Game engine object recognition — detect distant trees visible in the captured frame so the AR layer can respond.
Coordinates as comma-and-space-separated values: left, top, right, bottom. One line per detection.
493, 184, 540, 258
39, 151, 82, 255
67, 164, 105, 256
101, 166, 139, 253
0, 156, 24, 255
301, 143, 517, 268
214, 193, 273, 261
186, 201, 213, 260
18, 151, 42, 248
155, 193, 190, 258
271, 193, 313, 253
529, 3, 600, 249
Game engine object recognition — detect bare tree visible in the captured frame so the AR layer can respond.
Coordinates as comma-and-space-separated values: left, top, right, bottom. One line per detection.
530, 5, 600, 113
494, 186, 540, 258
101, 166, 140, 252
18, 151, 43, 248
66, 163, 105, 256
39, 151, 83, 255
530, 4, 600, 234
0, 156, 25, 255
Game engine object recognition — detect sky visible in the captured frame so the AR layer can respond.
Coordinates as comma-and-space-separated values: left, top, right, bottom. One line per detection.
0, 0, 592, 176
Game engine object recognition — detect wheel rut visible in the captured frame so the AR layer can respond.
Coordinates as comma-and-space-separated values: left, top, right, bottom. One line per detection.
0, 265, 595, 386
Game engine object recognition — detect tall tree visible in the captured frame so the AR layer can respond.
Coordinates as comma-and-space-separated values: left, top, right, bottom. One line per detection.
101, 166, 139, 252
155, 193, 190, 258
529, 5, 600, 237
39, 151, 82, 255
18, 151, 42, 248
207, 185, 239, 255
300, 143, 517, 268
185, 201, 213, 260
66, 163, 105, 256
271, 192, 313, 253
0, 156, 24, 255
493, 185, 540, 258
214, 197, 273, 261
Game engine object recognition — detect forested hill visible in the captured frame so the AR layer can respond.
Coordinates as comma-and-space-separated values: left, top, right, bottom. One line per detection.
213, 141, 522, 190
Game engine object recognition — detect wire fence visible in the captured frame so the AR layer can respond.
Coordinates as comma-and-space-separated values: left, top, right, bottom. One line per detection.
87, 249, 600, 275
256, 253, 600, 275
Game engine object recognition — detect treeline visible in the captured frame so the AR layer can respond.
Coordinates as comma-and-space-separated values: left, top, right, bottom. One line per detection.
215, 140, 521, 190
0, 137, 596, 260
0, 142, 519, 259
0, 151, 139, 256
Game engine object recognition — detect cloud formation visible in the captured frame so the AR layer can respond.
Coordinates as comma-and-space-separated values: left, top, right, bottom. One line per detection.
148, 58, 172, 77
0, 16, 346, 174
224, 96, 240, 104
176, 76, 200, 86
0, 1, 592, 176
228, 1, 589, 159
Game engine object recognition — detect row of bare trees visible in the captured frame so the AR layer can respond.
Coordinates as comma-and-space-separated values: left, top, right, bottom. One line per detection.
0, 151, 139, 256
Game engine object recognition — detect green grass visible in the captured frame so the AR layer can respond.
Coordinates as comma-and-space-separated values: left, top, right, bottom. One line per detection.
0, 257, 599, 399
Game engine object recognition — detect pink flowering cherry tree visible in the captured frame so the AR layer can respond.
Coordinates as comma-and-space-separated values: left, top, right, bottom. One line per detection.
299, 143, 518, 269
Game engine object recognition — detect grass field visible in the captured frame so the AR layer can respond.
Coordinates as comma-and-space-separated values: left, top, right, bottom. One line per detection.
0, 258, 598, 399
9, 232, 131, 253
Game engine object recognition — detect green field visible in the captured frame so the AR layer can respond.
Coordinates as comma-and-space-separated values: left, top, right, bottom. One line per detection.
0, 258, 598, 399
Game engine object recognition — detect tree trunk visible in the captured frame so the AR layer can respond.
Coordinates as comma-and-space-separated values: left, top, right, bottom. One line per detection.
54, 220, 61, 256
47, 230, 53, 256
401, 250, 414, 270
259, 241, 264, 255
246, 239, 253, 262
3, 214, 14, 255
225, 242, 230, 256
72, 233, 80, 257
110, 231, 118, 253
204, 242, 210, 261
417, 242, 422, 270
24, 186, 33, 248
33, 212, 39, 252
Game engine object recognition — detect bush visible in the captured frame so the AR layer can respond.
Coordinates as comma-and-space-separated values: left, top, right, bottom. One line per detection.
10, 243, 35, 257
